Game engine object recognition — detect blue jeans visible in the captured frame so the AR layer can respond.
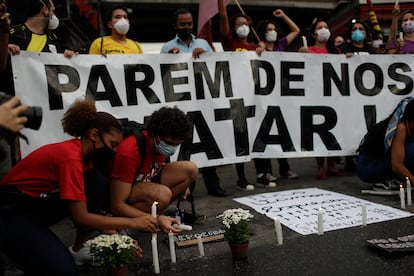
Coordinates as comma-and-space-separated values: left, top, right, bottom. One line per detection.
356, 142, 414, 183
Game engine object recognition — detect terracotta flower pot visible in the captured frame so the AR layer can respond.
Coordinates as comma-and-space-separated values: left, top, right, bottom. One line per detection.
228, 242, 249, 260
108, 265, 128, 276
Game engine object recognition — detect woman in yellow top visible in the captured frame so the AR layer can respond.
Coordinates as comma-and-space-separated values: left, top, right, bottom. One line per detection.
89, 6, 143, 55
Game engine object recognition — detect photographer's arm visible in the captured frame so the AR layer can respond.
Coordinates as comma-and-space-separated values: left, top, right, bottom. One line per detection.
0, 97, 27, 133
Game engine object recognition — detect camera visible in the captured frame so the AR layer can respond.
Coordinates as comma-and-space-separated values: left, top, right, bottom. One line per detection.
0, 92, 42, 130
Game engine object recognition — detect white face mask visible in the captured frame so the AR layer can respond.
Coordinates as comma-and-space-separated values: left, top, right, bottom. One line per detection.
372, 39, 383, 49
113, 18, 130, 35
265, 30, 277, 42
48, 14, 59, 30
236, 25, 250, 38
316, 28, 331, 42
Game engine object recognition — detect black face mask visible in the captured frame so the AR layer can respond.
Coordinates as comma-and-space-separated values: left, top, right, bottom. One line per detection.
92, 132, 116, 170
177, 28, 192, 40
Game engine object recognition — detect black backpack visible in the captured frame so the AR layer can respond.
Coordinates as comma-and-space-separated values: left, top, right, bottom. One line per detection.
119, 120, 147, 176
357, 118, 389, 159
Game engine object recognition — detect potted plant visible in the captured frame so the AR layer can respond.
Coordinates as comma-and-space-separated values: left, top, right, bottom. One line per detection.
217, 208, 254, 259
85, 234, 137, 276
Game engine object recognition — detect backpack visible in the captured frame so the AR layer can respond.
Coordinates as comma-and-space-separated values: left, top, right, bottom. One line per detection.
119, 120, 147, 176
357, 118, 389, 159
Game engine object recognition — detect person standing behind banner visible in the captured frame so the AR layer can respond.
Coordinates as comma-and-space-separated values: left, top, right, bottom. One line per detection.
0, 99, 158, 276
253, 10, 300, 184
298, 20, 347, 180
339, 19, 377, 56
161, 8, 228, 197
89, 6, 143, 55
388, 9, 414, 54
218, 0, 264, 191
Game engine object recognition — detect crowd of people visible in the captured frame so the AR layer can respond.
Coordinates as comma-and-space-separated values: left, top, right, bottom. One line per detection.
0, 0, 414, 275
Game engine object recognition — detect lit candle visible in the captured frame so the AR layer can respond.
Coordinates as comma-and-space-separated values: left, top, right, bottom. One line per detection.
197, 235, 205, 257
400, 185, 406, 209
151, 201, 158, 218
317, 208, 324, 235
302, 36, 308, 48
151, 236, 160, 274
274, 218, 283, 245
168, 231, 176, 263
361, 205, 367, 226
407, 177, 412, 206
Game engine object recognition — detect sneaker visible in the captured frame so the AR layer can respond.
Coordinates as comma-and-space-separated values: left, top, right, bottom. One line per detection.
237, 177, 255, 191
256, 174, 277, 188
280, 170, 298, 179
373, 179, 402, 191
266, 173, 278, 182
69, 245, 97, 266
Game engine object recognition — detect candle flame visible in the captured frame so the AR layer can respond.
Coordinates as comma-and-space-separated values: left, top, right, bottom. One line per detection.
153, 201, 158, 205
400, 185, 403, 188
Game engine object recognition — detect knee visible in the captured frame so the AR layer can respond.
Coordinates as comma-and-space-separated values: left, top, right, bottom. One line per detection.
156, 186, 173, 211
187, 162, 199, 181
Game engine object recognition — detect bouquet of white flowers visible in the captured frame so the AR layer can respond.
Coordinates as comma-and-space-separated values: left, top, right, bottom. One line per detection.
217, 208, 254, 244
85, 234, 137, 268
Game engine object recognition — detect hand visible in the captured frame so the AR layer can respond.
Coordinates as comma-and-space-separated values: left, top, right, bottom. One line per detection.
157, 215, 182, 234
132, 239, 144, 259
8, 44, 20, 55
273, 9, 285, 18
298, 46, 310, 53
0, 4, 10, 33
0, 96, 28, 133
255, 45, 265, 56
392, 4, 400, 16
130, 214, 157, 233
181, 187, 191, 200
63, 49, 78, 58
192, 47, 206, 59
168, 47, 180, 54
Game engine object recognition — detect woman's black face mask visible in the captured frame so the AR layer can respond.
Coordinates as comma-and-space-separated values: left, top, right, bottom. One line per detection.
92, 132, 116, 170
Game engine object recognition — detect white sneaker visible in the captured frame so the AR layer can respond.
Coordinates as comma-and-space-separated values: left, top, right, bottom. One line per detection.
68, 245, 94, 266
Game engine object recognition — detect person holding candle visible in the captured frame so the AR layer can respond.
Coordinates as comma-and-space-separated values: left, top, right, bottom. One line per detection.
111, 106, 198, 233
0, 99, 159, 275
357, 97, 414, 191
388, 9, 414, 54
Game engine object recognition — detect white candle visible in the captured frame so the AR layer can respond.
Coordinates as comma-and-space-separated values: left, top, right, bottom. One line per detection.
274, 218, 283, 245
406, 177, 412, 206
172, 223, 193, 231
395, 0, 399, 8
151, 201, 158, 218
400, 185, 406, 209
151, 236, 160, 274
197, 235, 205, 257
168, 231, 176, 263
317, 208, 324, 235
400, 32, 404, 39
361, 205, 367, 226
302, 36, 308, 48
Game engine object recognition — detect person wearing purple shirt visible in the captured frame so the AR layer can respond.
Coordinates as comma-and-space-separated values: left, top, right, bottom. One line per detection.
388, 10, 414, 54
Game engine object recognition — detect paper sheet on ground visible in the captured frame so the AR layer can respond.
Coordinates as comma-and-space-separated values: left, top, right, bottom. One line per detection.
234, 188, 413, 235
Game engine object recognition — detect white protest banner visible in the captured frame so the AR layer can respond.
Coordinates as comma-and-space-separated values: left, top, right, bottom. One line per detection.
11, 51, 414, 168
234, 188, 413, 235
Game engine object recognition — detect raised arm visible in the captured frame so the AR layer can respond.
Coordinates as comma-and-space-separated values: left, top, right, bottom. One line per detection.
218, 0, 230, 39
273, 9, 300, 46
387, 4, 400, 53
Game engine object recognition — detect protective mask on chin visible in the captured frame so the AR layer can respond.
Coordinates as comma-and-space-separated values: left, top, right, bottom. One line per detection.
113, 18, 130, 35
48, 14, 59, 30
236, 25, 250, 38
265, 30, 277, 42
372, 39, 384, 49
351, 29, 365, 43
316, 28, 331, 42
402, 20, 414, 33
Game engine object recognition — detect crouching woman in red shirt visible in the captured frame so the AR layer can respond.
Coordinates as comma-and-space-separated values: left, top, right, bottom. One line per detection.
0, 99, 159, 276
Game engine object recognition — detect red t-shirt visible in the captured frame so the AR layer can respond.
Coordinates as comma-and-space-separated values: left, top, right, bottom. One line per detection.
221, 31, 257, 52
0, 139, 87, 200
308, 45, 329, 54
111, 130, 166, 184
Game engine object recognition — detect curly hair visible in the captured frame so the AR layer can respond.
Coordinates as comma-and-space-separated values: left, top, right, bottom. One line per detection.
255, 20, 284, 42
147, 106, 192, 141
61, 98, 122, 138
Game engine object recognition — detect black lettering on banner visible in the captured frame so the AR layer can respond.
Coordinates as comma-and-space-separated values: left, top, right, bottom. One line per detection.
215, 99, 255, 156
280, 61, 304, 96
160, 63, 191, 102
354, 63, 383, 96
124, 64, 161, 105
363, 105, 377, 130
86, 65, 122, 106
322, 63, 350, 96
388, 63, 413, 95
253, 106, 295, 152
301, 106, 341, 151
250, 60, 275, 96
178, 111, 223, 160
45, 65, 80, 110
193, 61, 233, 99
